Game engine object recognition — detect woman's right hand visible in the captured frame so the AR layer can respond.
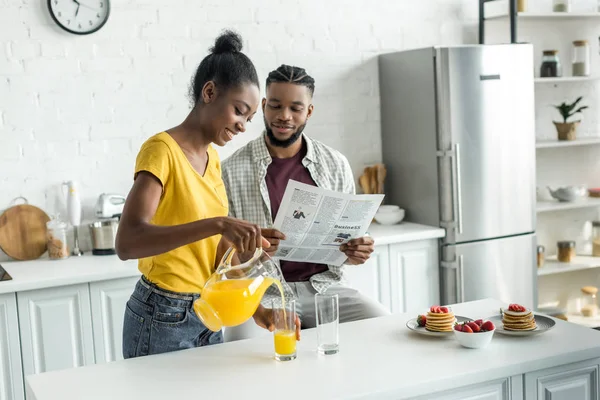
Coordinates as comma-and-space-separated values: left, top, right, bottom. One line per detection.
217, 217, 270, 254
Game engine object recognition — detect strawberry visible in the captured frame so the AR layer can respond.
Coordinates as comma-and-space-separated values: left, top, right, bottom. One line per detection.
508, 303, 526, 312
440, 306, 449, 313
474, 319, 483, 327
417, 315, 427, 327
466, 321, 480, 332
481, 321, 495, 331
430, 305, 438, 313
454, 323, 463, 331
462, 324, 473, 333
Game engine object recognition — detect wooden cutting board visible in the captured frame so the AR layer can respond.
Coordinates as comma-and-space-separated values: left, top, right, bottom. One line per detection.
0, 202, 50, 261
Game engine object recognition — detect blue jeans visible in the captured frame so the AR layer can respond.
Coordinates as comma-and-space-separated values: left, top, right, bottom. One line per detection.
122, 276, 223, 359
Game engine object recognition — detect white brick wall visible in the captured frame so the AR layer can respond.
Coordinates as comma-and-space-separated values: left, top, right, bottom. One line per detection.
0, 0, 477, 258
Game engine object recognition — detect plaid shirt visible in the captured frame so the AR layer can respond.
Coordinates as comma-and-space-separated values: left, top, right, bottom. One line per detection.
221, 133, 355, 302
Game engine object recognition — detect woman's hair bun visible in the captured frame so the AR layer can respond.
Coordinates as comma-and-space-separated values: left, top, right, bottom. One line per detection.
210, 29, 243, 54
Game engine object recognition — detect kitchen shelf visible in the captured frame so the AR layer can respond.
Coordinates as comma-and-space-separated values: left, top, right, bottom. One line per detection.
536, 197, 600, 213
536, 137, 600, 148
538, 255, 600, 276
565, 313, 600, 329
487, 11, 600, 20
535, 76, 600, 84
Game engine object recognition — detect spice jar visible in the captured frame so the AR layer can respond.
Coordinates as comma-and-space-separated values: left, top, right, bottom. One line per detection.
540, 50, 561, 78
537, 245, 545, 268
572, 40, 590, 77
517, 0, 527, 12
592, 221, 600, 257
47, 219, 69, 260
553, 0, 571, 12
557, 240, 575, 262
581, 286, 598, 317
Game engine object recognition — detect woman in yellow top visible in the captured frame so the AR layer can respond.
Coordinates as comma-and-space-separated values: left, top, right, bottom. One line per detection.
116, 31, 285, 359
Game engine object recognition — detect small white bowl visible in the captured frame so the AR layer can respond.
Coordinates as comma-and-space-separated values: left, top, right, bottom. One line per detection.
378, 205, 401, 213
453, 328, 494, 349
374, 209, 405, 225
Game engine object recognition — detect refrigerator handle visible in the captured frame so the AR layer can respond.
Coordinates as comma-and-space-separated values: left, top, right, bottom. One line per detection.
453, 143, 464, 234
457, 254, 465, 303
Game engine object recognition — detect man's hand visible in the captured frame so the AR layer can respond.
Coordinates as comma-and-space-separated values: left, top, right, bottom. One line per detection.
340, 236, 375, 265
260, 228, 286, 257
252, 304, 301, 340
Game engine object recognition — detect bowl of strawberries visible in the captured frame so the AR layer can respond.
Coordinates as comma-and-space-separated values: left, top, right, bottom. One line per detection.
453, 319, 495, 349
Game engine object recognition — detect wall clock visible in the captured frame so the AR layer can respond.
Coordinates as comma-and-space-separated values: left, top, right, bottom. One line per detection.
48, 0, 110, 35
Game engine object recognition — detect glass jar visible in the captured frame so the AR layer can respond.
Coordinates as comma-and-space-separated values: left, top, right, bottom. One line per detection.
553, 0, 571, 12
581, 286, 598, 317
46, 220, 69, 260
537, 245, 545, 268
572, 40, 590, 77
540, 50, 561, 78
517, 0, 527, 12
557, 240, 575, 262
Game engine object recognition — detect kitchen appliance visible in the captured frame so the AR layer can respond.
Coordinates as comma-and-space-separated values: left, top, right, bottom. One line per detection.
95, 193, 125, 219
89, 193, 125, 256
63, 180, 83, 256
378, 44, 537, 308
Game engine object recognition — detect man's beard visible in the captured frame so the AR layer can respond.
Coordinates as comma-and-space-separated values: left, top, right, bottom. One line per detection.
265, 118, 307, 148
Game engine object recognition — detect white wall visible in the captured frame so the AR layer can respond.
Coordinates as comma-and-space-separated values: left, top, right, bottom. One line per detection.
0, 0, 477, 256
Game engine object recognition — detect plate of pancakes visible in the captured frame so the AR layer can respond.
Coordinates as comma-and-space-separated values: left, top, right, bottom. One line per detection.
407, 305, 470, 337
487, 303, 556, 336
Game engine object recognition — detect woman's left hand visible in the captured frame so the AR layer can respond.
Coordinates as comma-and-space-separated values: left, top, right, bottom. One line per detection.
253, 304, 301, 340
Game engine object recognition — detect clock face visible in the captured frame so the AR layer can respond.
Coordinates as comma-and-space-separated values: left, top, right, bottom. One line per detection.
48, 0, 110, 35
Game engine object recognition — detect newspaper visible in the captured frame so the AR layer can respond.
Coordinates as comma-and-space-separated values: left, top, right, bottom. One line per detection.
271, 180, 385, 266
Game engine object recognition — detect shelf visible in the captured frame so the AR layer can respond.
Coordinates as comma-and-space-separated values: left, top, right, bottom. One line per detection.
565, 313, 600, 329
484, 2, 600, 20
536, 198, 600, 213
538, 255, 600, 276
536, 137, 600, 148
535, 76, 600, 84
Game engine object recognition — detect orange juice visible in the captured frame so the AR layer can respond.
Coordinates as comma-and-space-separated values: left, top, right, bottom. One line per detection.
195, 276, 284, 330
274, 330, 296, 355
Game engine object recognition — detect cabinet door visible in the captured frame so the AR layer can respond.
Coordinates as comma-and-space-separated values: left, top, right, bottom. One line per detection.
415, 375, 522, 400
90, 276, 139, 364
17, 284, 95, 376
525, 358, 599, 400
343, 246, 391, 311
389, 239, 440, 314
0, 293, 24, 400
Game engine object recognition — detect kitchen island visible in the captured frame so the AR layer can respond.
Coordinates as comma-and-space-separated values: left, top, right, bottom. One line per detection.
26, 298, 600, 400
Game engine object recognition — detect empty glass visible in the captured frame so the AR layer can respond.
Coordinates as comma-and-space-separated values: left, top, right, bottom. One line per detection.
315, 293, 339, 355
272, 299, 297, 361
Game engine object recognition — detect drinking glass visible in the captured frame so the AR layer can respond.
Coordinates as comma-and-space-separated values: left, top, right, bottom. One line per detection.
315, 293, 339, 355
272, 299, 297, 361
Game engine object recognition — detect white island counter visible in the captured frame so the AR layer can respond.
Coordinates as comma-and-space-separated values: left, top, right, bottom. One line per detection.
26, 298, 600, 400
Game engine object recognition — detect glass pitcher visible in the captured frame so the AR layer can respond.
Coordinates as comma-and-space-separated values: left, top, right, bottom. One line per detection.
193, 247, 288, 332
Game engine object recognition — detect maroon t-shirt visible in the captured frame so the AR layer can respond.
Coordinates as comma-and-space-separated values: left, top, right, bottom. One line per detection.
265, 143, 328, 282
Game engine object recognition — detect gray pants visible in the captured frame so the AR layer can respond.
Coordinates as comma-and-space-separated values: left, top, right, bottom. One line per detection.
223, 281, 391, 342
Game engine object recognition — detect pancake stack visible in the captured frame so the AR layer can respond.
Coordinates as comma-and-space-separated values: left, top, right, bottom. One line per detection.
425, 308, 456, 332
502, 308, 537, 331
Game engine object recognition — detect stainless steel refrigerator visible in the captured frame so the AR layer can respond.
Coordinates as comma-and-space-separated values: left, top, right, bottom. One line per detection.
378, 44, 537, 309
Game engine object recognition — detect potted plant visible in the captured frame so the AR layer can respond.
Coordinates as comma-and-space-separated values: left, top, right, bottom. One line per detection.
553, 96, 588, 141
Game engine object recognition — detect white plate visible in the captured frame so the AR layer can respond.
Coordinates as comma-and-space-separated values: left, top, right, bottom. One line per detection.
406, 316, 470, 337
487, 314, 556, 336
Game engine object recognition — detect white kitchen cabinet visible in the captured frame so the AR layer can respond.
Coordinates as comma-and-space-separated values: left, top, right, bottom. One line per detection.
389, 239, 440, 314
17, 284, 95, 376
90, 276, 139, 364
343, 246, 391, 311
0, 293, 24, 400
415, 375, 523, 400
525, 358, 599, 400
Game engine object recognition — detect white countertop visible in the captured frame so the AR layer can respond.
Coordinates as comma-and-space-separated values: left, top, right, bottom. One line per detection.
0, 254, 140, 294
368, 221, 445, 245
25, 298, 600, 400
0, 222, 443, 295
